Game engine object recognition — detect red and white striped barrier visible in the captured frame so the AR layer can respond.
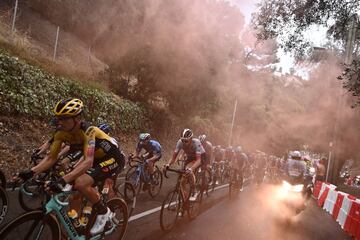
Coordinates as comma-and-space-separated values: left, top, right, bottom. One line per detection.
312, 181, 360, 239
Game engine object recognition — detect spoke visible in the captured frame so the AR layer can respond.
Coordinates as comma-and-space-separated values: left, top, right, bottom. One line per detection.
34, 223, 45, 240
24, 219, 41, 240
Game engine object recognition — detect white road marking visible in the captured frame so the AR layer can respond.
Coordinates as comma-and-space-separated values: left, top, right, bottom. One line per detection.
129, 183, 231, 222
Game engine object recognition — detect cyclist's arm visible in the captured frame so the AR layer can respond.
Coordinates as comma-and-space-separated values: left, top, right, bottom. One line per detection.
31, 138, 62, 174
135, 143, 142, 157
167, 140, 182, 165
62, 128, 95, 183
58, 144, 70, 159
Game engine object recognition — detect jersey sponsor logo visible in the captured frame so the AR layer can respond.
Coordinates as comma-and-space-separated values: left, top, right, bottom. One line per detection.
87, 146, 95, 158
100, 140, 111, 152
99, 158, 116, 168
88, 139, 95, 147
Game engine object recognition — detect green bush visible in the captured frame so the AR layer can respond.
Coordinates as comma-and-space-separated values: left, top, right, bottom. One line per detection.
0, 49, 148, 133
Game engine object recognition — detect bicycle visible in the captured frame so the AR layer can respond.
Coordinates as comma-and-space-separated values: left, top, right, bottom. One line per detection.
220, 161, 231, 184
194, 166, 212, 202
210, 161, 222, 191
0, 179, 129, 239
18, 153, 136, 215
228, 168, 241, 199
160, 166, 201, 232
0, 170, 8, 225
126, 155, 163, 198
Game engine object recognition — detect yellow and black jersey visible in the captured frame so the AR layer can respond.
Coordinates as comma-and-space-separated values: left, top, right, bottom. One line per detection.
50, 121, 121, 163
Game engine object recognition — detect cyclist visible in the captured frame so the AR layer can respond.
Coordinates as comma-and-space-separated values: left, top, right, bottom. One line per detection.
15, 98, 125, 236
233, 146, 248, 191
198, 134, 213, 169
135, 133, 162, 189
213, 145, 223, 163
165, 128, 206, 200
225, 146, 234, 163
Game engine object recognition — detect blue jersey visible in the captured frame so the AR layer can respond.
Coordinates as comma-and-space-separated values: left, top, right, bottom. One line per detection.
137, 140, 162, 155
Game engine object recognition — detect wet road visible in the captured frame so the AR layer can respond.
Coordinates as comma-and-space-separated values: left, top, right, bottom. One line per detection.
0, 178, 352, 240
125, 184, 351, 240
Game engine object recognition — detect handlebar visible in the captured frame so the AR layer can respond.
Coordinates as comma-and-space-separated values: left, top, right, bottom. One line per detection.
163, 166, 187, 178
128, 155, 145, 167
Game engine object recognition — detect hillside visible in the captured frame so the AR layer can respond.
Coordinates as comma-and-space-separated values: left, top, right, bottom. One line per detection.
0, 0, 106, 80
0, 49, 150, 178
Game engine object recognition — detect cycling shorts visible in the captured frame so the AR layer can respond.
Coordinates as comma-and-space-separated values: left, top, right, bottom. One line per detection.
86, 153, 125, 181
146, 153, 162, 163
185, 153, 207, 166
66, 150, 83, 162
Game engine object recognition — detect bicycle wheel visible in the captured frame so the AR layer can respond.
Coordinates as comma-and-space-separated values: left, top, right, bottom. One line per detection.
187, 184, 201, 220
0, 170, 6, 189
122, 182, 136, 217
125, 166, 142, 195
148, 167, 163, 198
0, 186, 9, 225
0, 210, 60, 239
160, 189, 182, 232
18, 180, 47, 211
105, 197, 128, 240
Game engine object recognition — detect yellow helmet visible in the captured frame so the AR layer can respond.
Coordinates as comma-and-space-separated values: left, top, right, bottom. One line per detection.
53, 98, 84, 117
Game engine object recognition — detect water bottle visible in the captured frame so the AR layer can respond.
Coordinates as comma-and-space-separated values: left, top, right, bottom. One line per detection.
79, 206, 92, 227
67, 209, 81, 229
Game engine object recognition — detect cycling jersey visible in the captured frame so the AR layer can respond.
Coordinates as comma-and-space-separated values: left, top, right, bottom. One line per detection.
214, 149, 223, 163
202, 140, 213, 165
136, 140, 162, 156
234, 152, 248, 170
50, 122, 125, 181
174, 138, 205, 163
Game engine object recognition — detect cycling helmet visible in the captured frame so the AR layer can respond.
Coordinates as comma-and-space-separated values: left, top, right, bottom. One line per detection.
181, 128, 193, 140
54, 98, 83, 118
199, 134, 206, 143
98, 123, 112, 134
235, 146, 242, 152
290, 151, 301, 159
139, 133, 151, 141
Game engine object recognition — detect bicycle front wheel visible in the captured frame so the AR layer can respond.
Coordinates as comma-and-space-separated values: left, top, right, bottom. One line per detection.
160, 189, 182, 232
0, 210, 60, 240
0, 186, 9, 225
148, 167, 163, 198
18, 180, 47, 211
125, 166, 142, 195
106, 197, 129, 240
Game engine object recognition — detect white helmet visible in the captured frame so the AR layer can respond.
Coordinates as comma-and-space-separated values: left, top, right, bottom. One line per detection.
181, 128, 193, 140
199, 134, 206, 142
291, 151, 301, 159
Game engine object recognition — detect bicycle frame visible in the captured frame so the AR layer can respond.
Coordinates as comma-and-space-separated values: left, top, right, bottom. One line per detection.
45, 191, 118, 240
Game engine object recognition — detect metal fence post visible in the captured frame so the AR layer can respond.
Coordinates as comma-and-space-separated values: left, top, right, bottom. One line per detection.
53, 26, 60, 61
11, 0, 19, 32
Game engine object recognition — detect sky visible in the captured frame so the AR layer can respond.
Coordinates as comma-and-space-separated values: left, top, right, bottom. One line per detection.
230, 0, 328, 80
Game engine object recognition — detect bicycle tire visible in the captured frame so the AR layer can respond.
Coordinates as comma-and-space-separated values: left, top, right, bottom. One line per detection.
0, 186, 9, 225
122, 182, 136, 217
148, 167, 163, 198
125, 166, 142, 195
0, 170, 6, 189
0, 210, 60, 240
160, 188, 182, 232
187, 184, 201, 220
106, 197, 129, 240
18, 180, 46, 211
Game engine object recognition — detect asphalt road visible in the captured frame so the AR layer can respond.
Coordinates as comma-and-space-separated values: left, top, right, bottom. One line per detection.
0, 177, 352, 240
124, 184, 351, 240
